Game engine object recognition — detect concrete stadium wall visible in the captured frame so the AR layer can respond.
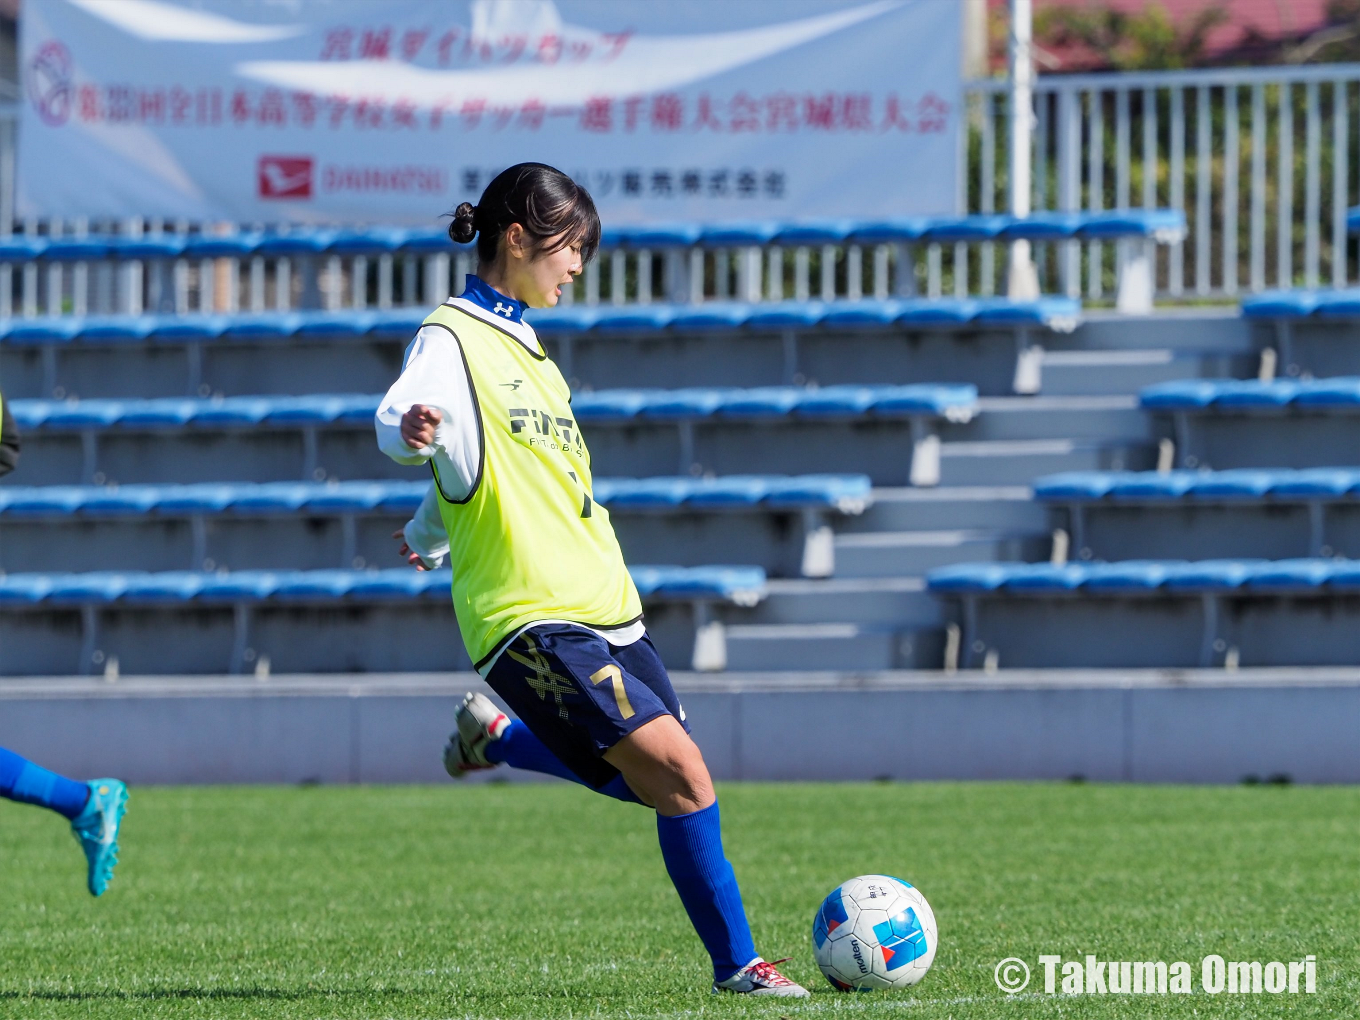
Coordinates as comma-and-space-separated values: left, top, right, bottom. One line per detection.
3, 669, 1359, 785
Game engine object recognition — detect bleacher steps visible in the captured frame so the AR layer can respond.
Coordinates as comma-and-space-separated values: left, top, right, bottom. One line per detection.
723, 622, 944, 671
938, 438, 1155, 486
845, 486, 1045, 532
1037, 348, 1249, 396
833, 528, 1046, 577
742, 576, 940, 628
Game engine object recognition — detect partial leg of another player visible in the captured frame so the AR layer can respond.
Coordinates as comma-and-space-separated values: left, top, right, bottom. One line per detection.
0, 746, 128, 896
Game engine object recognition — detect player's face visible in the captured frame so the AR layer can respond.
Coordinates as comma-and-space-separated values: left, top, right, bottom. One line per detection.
520, 235, 582, 308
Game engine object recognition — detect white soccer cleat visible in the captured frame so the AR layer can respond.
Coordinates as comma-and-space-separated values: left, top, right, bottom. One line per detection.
713, 957, 811, 997
442, 692, 511, 778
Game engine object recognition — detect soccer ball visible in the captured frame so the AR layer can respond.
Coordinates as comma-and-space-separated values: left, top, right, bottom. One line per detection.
811, 875, 937, 991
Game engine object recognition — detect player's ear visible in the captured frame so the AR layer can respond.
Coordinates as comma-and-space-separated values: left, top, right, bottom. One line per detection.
504, 222, 527, 261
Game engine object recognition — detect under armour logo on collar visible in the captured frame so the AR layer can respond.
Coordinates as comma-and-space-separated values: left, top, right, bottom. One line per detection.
493, 301, 514, 317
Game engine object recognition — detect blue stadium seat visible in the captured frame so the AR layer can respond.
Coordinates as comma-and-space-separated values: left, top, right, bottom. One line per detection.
44, 238, 112, 262
184, 234, 265, 260
668, 304, 753, 330
927, 558, 1360, 594
221, 313, 304, 341
1140, 377, 1360, 410
591, 306, 676, 331
895, 298, 980, 325
1240, 290, 1319, 318
846, 218, 929, 243
9, 385, 977, 434
149, 314, 230, 342
774, 221, 859, 246
0, 565, 766, 606
1076, 209, 1187, 241
998, 212, 1082, 241
520, 306, 598, 334
743, 302, 827, 329
1034, 468, 1360, 503
922, 215, 1011, 244
698, 222, 781, 247
618, 223, 704, 248
0, 475, 872, 521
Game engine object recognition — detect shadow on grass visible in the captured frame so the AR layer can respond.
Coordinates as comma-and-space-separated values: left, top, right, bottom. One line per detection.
0, 987, 349, 1002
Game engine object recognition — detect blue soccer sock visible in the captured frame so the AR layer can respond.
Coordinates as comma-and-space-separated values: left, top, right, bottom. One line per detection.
656, 801, 759, 982
484, 721, 642, 804
0, 746, 90, 820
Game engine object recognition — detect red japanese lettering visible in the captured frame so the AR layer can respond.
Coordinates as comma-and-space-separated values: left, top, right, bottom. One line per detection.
436, 30, 460, 65
841, 93, 873, 131
321, 28, 353, 60
693, 94, 722, 132
766, 93, 798, 131
729, 92, 760, 132
292, 91, 318, 128
804, 94, 836, 129
139, 88, 165, 124
536, 34, 561, 63
400, 28, 429, 61
78, 84, 100, 121
169, 86, 191, 124
230, 90, 251, 125
580, 96, 611, 132
651, 93, 683, 131
600, 30, 633, 60
257, 89, 286, 126
391, 99, 417, 128
622, 95, 645, 132
359, 28, 391, 59
518, 98, 546, 129
460, 98, 486, 128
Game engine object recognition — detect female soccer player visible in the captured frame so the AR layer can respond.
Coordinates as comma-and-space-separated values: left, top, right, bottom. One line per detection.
375, 163, 807, 997
0, 749, 126, 896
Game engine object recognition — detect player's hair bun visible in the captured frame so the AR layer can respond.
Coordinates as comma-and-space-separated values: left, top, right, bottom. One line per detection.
449, 202, 478, 245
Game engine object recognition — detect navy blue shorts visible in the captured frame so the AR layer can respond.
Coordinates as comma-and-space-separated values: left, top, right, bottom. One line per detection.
483, 624, 689, 789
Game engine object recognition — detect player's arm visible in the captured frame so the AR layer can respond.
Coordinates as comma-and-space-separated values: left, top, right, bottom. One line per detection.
393, 483, 449, 571
375, 325, 462, 465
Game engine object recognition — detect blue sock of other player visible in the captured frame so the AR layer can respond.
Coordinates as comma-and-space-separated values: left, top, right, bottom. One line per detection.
656, 801, 759, 982
485, 720, 642, 805
0, 746, 91, 819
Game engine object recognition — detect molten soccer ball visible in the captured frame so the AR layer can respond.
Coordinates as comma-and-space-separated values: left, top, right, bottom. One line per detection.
812, 875, 937, 991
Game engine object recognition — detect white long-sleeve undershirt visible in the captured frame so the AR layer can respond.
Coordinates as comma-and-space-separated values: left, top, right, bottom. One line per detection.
374, 301, 545, 567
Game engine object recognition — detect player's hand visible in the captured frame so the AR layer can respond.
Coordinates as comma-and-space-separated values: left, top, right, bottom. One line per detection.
401, 404, 442, 449
392, 527, 430, 571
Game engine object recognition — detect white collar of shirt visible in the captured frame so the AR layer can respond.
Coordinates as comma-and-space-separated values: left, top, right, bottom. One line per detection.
446, 297, 543, 356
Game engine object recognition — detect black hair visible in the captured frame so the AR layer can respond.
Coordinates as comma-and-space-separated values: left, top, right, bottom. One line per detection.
449, 163, 601, 266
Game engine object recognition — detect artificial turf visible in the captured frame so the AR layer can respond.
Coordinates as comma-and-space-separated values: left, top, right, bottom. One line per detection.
0, 781, 1355, 1019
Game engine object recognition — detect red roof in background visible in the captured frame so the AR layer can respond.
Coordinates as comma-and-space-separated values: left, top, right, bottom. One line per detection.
988, 0, 1334, 70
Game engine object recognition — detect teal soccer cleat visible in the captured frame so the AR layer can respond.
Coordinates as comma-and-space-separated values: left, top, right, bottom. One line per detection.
69, 779, 128, 897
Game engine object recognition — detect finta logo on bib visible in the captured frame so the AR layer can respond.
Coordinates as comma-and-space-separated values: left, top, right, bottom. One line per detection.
508, 407, 581, 455
258, 156, 314, 199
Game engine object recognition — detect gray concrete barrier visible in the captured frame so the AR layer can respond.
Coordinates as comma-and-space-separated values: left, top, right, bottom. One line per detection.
3, 668, 1359, 785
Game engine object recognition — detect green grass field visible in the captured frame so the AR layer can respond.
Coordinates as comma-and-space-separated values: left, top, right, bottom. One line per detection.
0, 781, 1355, 1019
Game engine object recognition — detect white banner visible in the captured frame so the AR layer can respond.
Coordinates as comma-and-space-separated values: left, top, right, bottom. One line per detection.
18, 0, 961, 225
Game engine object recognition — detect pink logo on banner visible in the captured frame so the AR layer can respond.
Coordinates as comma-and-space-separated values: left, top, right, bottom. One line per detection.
28, 41, 73, 127
258, 156, 314, 199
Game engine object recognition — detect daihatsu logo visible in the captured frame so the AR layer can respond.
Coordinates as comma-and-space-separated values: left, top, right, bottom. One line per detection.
258, 156, 313, 199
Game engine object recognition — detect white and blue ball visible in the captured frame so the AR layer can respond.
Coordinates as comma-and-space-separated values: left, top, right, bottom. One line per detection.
811, 875, 937, 991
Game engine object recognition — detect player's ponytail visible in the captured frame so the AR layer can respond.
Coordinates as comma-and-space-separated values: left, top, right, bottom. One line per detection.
449, 202, 477, 245
448, 163, 601, 266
